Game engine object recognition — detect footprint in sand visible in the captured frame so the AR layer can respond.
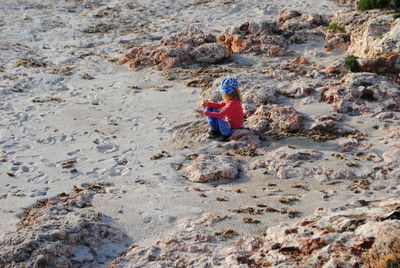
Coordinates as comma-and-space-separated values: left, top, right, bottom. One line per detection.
67, 149, 80, 156
30, 187, 49, 197
93, 137, 119, 154
96, 143, 119, 154
36, 136, 56, 145
27, 173, 48, 183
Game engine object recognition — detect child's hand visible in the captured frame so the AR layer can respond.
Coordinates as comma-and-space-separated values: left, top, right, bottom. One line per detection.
194, 109, 204, 116
201, 101, 208, 108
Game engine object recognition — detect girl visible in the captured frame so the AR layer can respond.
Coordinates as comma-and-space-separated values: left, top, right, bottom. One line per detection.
195, 77, 243, 140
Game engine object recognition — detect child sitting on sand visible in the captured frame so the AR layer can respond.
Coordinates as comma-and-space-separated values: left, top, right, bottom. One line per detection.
194, 77, 243, 141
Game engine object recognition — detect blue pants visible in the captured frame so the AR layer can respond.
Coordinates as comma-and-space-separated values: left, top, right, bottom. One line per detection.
206, 107, 233, 136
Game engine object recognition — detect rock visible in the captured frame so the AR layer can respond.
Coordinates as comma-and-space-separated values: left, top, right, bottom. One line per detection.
249, 147, 323, 179
268, 105, 305, 133
289, 56, 309, 65
303, 113, 353, 136
330, 9, 399, 64
349, 14, 399, 58
330, 0, 359, 5
276, 9, 301, 26
192, 43, 229, 63
110, 198, 400, 267
324, 28, 350, 50
276, 9, 328, 31
257, 199, 400, 266
359, 55, 400, 73
184, 154, 239, 183
0, 184, 129, 268
118, 27, 229, 70
365, 222, 400, 268
279, 78, 321, 98
320, 73, 400, 114
218, 21, 291, 56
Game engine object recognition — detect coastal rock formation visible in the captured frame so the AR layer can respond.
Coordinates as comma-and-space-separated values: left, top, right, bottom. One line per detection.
184, 154, 240, 183
246, 105, 305, 139
278, 77, 321, 98
268, 105, 305, 133
329, 9, 400, 72
320, 73, 400, 113
110, 213, 241, 268
359, 55, 400, 73
277, 9, 329, 31
217, 10, 330, 57
248, 147, 324, 179
346, 12, 399, 58
0, 184, 128, 268
380, 128, 400, 179
218, 21, 290, 56
110, 200, 400, 267
250, 199, 400, 267
304, 113, 355, 137
117, 27, 229, 70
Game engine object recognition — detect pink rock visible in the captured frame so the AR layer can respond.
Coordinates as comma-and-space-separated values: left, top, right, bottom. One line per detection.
184, 154, 239, 183
289, 56, 309, 65
118, 27, 229, 70
320, 73, 400, 114
359, 55, 400, 74
268, 105, 304, 132
276, 10, 301, 26
218, 21, 291, 56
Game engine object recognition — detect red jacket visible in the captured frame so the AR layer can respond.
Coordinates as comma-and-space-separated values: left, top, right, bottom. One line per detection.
204, 100, 243, 129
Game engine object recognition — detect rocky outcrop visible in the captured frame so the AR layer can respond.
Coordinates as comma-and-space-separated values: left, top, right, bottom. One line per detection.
303, 113, 355, 137
0, 184, 129, 268
346, 12, 399, 58
379, 128, 400, 179
110, 200, 400, 268
217, 10, 330, 57
329, 9, 400, 73
117, 27, 229, 70
250, 199, 400, 267
184, 154, 240, 182
248, 146, 325, 179
359, 54, 400, 73
278, 77, 322, 98
218, 21, 290, 56
110, 213, 241, 268
268, 105, 305, 133
276, 9, 329, 31
320, 73, 400, 114
245, 105, 306, 140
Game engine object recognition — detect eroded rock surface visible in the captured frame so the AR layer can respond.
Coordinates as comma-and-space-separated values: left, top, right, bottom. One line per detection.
0, 184, 129, 268
184, 154, 240, 183
118, 27, 229, 70
329, 9, 400, 73
321, 73, 400, 114
110, 200, 400, 268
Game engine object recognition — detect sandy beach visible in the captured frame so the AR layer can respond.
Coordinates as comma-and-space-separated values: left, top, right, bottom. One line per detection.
1, 0, 400, 267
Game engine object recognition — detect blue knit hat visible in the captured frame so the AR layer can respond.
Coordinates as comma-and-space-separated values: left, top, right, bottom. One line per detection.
219, 77, 238, 94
